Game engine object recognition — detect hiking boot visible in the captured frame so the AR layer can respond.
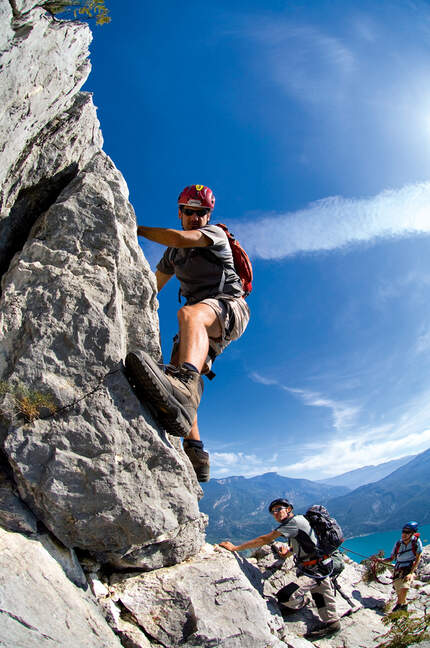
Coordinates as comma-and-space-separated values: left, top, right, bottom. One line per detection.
183, 439, 210, 482
125, 350, 203, 437
279, 605, 299, 618
392, 604, 408, 613
304, 620, 341, 639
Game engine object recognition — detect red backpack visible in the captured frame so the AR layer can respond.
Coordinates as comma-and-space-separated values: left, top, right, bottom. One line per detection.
215, 223, 253, 296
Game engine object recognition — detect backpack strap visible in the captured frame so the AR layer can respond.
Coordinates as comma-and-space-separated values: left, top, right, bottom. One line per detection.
294, 522, 320, 559
393, 540, 401, 558
411, 533, 420, 556
218, 268, 226, 294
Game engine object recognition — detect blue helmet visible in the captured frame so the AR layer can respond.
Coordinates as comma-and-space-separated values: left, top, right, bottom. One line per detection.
402, 521, 418, 533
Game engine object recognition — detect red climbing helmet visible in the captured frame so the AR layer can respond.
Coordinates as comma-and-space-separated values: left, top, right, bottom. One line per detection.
177, 185, 215, 210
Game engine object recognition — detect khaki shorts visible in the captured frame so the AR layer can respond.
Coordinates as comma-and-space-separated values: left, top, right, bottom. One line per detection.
393, 573, 413, 592
201, 295, 250, 358
169, 296, 250, 374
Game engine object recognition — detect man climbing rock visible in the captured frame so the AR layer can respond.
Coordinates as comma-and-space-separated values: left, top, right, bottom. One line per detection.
219, 498, 341, 640
125, 184, 250, 482
385, 521, 423, 612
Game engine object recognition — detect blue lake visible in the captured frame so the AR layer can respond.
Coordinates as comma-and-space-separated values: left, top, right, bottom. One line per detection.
341, 524, 430, 563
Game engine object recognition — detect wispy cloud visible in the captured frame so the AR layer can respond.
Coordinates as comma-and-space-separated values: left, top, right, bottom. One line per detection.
254, 23, 355, 106
212, 451, 278, 478
287, 387, 360, 431
249, 372, 279, 387
282, 428, 430, 479
250, 372, 359, 431
246, 372, 430, 479
233, 182, 430, 260
376, 271, 430, 305
416, 328, 430, 355
210, 421, 430, 480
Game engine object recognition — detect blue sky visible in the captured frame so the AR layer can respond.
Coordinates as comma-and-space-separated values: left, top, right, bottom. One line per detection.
84, 0, 430, 480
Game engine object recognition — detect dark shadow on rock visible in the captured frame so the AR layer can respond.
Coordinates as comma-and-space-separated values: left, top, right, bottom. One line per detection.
0, 449, 37, 534
0, 163, 78, 289
233, 552, 268, 596
355, 590, 386, 613
258, 558, 287, 581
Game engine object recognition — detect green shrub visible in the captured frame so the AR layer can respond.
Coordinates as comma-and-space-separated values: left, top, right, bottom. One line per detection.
45, 1, 111, 25
376, 609, 430, 648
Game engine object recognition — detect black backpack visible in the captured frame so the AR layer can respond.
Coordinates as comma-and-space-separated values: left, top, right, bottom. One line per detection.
304, 505, 344, 556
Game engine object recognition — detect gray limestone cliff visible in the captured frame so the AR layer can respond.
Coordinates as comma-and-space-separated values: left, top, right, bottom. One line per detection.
0, 3, 428, 648
0, 0, 206, 572
0, 3, 286, 646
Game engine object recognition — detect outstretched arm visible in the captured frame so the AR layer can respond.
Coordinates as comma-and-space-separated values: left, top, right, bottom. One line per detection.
137, 225, 211, 248
220, 529, 282, 553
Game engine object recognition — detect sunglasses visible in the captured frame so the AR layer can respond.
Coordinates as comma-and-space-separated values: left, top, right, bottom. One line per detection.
180, 206, 211, 217
271, 507, 286, 514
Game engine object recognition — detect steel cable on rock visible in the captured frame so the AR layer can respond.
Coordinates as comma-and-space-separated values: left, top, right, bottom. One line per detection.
38, 367, 122, 421
341, 546, 395, 585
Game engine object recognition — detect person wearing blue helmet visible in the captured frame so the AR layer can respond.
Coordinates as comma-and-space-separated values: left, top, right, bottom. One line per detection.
387, 521, 422, 612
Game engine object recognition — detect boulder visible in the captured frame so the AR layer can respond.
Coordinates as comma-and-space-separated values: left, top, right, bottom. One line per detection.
108, 544, 290, 648
0, 2, 14, 51
0, 526, 122, 647
1, 151, 206, 567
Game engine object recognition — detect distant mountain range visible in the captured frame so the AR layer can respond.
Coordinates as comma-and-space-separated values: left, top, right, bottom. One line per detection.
201, 451, 428, 544
326, 448, 430, 537
200, 472, 349, 545
317, 455, 416, 490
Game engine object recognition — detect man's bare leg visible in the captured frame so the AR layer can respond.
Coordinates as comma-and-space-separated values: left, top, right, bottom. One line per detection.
397, 587, 408, 606
175, 303, 217, 480
177, 303, 221, 372
187, 416, 200, 440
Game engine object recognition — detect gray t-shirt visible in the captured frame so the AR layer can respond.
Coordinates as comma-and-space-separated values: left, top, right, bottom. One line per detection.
156, 224, 244, 304
277, 515, 319, 562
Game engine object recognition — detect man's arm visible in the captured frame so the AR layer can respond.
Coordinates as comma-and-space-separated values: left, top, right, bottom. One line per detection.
137, 225, 211, 248
219, 529, 282, 553
409, 552, 422, 576
155, 270, 172, 292
278, 544, 293, 558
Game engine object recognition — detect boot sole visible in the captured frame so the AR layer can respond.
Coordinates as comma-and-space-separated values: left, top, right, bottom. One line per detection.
125, 352, 192, 437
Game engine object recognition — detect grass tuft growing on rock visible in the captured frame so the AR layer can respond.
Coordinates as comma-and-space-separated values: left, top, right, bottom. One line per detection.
45, 1, 111, 25
0, 381, 56, 423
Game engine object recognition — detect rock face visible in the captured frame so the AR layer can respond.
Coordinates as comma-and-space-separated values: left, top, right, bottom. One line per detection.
0, 0, 205, 569
108, 544, 287, 648
0, 526, 122, 647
